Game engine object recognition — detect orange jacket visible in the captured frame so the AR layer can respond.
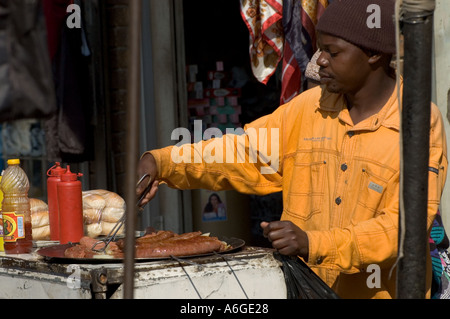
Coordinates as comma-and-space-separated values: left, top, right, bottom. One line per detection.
149, 83, 448, 298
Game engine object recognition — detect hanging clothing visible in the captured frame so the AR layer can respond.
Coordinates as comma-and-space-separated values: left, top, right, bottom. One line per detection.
430, 211, 450, 299
240, 0, 284, 84
42, 0, 73, 61
240, 0, 329, 103
0, 0, 57, 122
280, 0, 328, 103
42, 0, 93, 162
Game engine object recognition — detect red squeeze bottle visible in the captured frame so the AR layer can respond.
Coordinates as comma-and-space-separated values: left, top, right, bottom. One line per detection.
57, 166, 84, 244
47, 162, 66, 241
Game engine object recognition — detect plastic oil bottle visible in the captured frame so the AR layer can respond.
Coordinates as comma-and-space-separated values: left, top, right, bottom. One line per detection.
1, 159, 33, 254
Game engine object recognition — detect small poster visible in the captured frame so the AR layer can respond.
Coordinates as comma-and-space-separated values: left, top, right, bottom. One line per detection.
201, 190, 227, 222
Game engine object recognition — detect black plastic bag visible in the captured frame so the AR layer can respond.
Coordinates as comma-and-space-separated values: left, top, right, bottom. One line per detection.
274, 252, 340, 299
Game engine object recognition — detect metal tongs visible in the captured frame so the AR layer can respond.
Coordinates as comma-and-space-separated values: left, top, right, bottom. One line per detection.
91, 173, 153, 252
136, 173, 153, 211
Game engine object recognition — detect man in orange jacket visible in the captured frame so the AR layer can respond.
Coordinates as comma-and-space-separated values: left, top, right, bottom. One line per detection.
136, 0, 447, 298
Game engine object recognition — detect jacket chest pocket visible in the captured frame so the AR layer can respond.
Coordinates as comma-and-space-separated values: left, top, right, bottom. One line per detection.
355, 167, 389, 215
286, 160, 327, 220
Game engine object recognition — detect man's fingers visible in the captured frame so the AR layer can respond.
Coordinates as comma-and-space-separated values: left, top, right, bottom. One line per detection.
260, 220, 291, 238
261, 221, 285, 243
136, 174, 152, 196
137, 179, 159, 208
145, 180, 159, 203
148, 180, 159, 199
260, 221, 269, 233
260, 221, 277, 238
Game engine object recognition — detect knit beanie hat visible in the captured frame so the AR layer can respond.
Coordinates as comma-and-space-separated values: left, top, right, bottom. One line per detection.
316, 0, 396, 54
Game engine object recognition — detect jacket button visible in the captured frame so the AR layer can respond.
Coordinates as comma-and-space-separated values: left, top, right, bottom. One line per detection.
341, 163, 348, 171
335, 197, 342, 205
316, 256, 324, 265
348, 131, 354, 138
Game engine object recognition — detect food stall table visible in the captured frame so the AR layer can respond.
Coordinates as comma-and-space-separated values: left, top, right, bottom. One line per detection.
0, 245, 287, 299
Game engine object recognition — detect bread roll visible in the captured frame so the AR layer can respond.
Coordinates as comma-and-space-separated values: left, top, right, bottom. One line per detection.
101, 206, 124, 223
83, 208, 102, 224
82, 192, 106, 210
32, 225, 50, 240
87, 189, 110, 196
101, 221, 124, 236
83, 189, 125, 208
85, 223, 102, 238
30, 198, 48, 214
31, 211, 49, 228
102, 191, 125, 209
81, 190, 126, 238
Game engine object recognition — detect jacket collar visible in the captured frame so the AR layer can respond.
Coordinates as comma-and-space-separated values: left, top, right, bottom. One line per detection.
315, 80, 402, 132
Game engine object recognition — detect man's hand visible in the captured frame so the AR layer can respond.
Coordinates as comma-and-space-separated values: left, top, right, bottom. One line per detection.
136, 152, 160, 207
260, 220, 309, 260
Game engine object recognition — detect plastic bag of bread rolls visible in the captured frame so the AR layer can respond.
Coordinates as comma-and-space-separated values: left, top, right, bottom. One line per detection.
82, 190, 126, 238
30, 198, 50, 241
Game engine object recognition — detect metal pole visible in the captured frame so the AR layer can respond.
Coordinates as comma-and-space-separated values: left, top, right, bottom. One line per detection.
397, 7, 434, 299
123, 0, 142, 299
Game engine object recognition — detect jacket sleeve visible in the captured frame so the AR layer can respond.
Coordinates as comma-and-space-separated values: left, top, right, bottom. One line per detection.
146, 108, 286, 196
306, 104, 448, 273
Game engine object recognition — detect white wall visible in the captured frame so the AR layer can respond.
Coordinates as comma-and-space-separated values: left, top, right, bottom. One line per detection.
433, 0, 450, 231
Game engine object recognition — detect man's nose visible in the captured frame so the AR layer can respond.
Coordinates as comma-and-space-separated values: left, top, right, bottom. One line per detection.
316, 51, 329, 67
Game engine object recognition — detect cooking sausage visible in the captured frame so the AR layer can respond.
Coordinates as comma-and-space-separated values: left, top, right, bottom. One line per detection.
114, 230, 175, 250
80, 236, 101, 248
135, 235, 226, 258
164, 231, 202, 242
76, 236, 121, 256
135, 230, 175, 244
63, 232, 229, 259
64, 244, 96, 258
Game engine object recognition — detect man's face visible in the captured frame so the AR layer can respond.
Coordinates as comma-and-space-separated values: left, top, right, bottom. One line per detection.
316, 32, 373, 95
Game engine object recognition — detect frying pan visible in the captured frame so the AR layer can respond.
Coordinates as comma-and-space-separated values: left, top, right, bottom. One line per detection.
37, 236, 245, 264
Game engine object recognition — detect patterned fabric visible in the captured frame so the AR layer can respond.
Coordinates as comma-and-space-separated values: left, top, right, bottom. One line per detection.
240, 0, 284, 85
280, 0, 303, 103
240, 0, 328, 103
429, 211, 450, 299
280, 0, 328, 103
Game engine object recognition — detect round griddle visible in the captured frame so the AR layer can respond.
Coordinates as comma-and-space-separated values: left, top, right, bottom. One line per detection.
36, 236, 245, 264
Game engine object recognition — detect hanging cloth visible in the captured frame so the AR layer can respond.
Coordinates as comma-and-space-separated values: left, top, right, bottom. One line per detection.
280, 0, 328, 103
240, 0, 329, 103
42, 0, 93, 162
429, 210, 450, 299
240, 0, 284, 85
0, 0, 57, 122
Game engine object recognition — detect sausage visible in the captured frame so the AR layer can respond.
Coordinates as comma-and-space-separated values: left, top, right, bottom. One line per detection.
64, 244, 96, 258
68, 236, 121, 257
114, 230, 175, 250
135, 235, 226, 258
64, 231, 228, 259
80, 236, 102, 249
165, 231, 202, 242
135, 230, 175, 244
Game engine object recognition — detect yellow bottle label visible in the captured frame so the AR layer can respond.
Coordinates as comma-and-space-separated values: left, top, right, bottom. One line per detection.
0, 213, 3, 252
2, 212, 25, 242
0, 176, 3, 251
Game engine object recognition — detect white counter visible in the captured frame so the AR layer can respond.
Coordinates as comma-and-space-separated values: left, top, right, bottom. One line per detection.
0, 246, 287, 299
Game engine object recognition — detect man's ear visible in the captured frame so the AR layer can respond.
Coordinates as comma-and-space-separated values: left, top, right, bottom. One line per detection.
368, 52, 383, 64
